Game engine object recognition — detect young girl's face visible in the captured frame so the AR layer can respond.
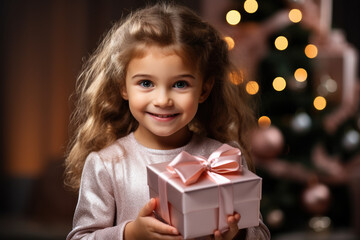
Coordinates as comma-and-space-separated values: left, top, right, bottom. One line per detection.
121, 46, 211, 149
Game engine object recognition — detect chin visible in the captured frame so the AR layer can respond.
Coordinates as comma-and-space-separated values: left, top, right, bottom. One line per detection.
153, 132, 177, 137
152, 128, 185, 138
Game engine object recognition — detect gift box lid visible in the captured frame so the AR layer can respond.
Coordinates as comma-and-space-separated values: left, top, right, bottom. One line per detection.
147, 161, 262, 213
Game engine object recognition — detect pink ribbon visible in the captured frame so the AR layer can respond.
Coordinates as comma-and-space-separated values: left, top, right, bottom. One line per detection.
158, 144, 242, 233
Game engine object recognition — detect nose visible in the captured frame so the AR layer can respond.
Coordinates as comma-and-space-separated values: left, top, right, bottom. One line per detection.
153, 88, 173, 108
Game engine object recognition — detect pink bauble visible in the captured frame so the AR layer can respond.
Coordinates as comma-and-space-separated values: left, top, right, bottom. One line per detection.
302, 183, 331, 215
251, 126, 285, 159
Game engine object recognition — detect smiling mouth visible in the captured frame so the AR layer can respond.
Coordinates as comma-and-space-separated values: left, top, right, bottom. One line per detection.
148, 113, 179, 118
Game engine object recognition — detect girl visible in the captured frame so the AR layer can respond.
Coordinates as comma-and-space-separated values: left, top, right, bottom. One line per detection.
65, 3, 270, 240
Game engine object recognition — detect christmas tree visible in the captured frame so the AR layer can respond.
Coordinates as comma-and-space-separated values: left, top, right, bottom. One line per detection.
202, 0, 360, 237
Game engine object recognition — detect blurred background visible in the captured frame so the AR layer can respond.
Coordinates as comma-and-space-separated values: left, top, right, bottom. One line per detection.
0, 0, 359, 239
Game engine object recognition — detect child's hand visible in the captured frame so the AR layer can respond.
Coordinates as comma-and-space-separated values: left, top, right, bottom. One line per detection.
124, 198, 182, 240
214, 213, 243, 240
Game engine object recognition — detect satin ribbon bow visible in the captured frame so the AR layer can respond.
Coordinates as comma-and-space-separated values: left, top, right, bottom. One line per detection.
167, 144, 242, 185
157, 144, 242, 234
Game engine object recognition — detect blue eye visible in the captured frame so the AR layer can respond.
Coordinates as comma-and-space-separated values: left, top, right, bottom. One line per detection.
173, 81, 188, 89
139, 80, 153, 88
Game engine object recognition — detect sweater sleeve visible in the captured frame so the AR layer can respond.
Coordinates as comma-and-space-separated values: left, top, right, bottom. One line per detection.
243, 213, 271, 240
66, 153, 125, 240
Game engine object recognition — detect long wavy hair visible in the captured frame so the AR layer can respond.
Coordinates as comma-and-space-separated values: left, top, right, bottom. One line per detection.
65, 3, 256, 191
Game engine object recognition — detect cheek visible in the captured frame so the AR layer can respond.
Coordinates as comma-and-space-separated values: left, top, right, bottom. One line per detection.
129, 95, 144, 106
180, 97, 199, 116
127, 94, 148, 114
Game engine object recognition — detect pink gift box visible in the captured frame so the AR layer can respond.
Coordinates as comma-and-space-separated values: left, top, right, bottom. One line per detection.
147, 161, 262, 239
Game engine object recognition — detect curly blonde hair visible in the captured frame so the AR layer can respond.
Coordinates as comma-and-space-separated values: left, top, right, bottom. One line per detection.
65, 3, 256, 191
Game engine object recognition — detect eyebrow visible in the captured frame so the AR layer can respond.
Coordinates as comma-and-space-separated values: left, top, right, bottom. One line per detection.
131, 74, 196, 80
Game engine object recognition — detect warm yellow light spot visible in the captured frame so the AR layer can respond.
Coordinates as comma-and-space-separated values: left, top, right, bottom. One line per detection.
313, 96, 327, 110
258, 116, 271, 128
226, 10, 241, 25
274, 36, 288, 51
224, 36, 235, 50
294, 68, 308, 82
273, 77, 286, 91
246, 81, 259, 95
305, 44, 318, 58
229, 71, 243, 85
244, 0, 258, 14
289, 9, 302, 23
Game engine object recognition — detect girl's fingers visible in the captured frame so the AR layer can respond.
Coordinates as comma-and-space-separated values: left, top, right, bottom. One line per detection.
228, 213, 240, 231
152, 232, 183, 240
227, 213, 240, 238
214, 213, 241, 240
138, 198, 156, 217
149, 218, 179, 236
234, 213, 240, 222
138, 198, 180, 237
214, 230, 223, 240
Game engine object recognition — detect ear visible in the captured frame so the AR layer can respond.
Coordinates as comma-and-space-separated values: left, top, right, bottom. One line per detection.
199, 78, 214, 103
120, 85, 128, 100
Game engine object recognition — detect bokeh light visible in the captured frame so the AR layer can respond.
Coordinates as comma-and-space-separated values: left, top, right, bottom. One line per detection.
294, 68, 308, 82
309, 217, 332, 233
229, 70, 243, 85
313, 96, 327, 110
246, 80, 259, 95
273, 77, 286, 91
226, 10, 241, 25
258, 116, 271, 128
342, 129, 360, 151
224, 36, 235, 50
291, 112, 312, 133
275, 36, 288, 50
324, 78, 337, 93
289, 9, 302, 23
305, 44, 318, 58
244, 0, 258, 14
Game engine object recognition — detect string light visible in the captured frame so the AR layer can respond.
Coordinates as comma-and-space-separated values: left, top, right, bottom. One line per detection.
246, 81, 259, 95
273, 77, 286, 91
305, 44, 318, 58
289, 9, 302, 23
294, 68, 308, 82
224, 36, 235, 50
244, 0, 258, 14
313, 96, 327, 110
258, 116, 271, 128
226, 10, 241, 25
275, 36, 288, 50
